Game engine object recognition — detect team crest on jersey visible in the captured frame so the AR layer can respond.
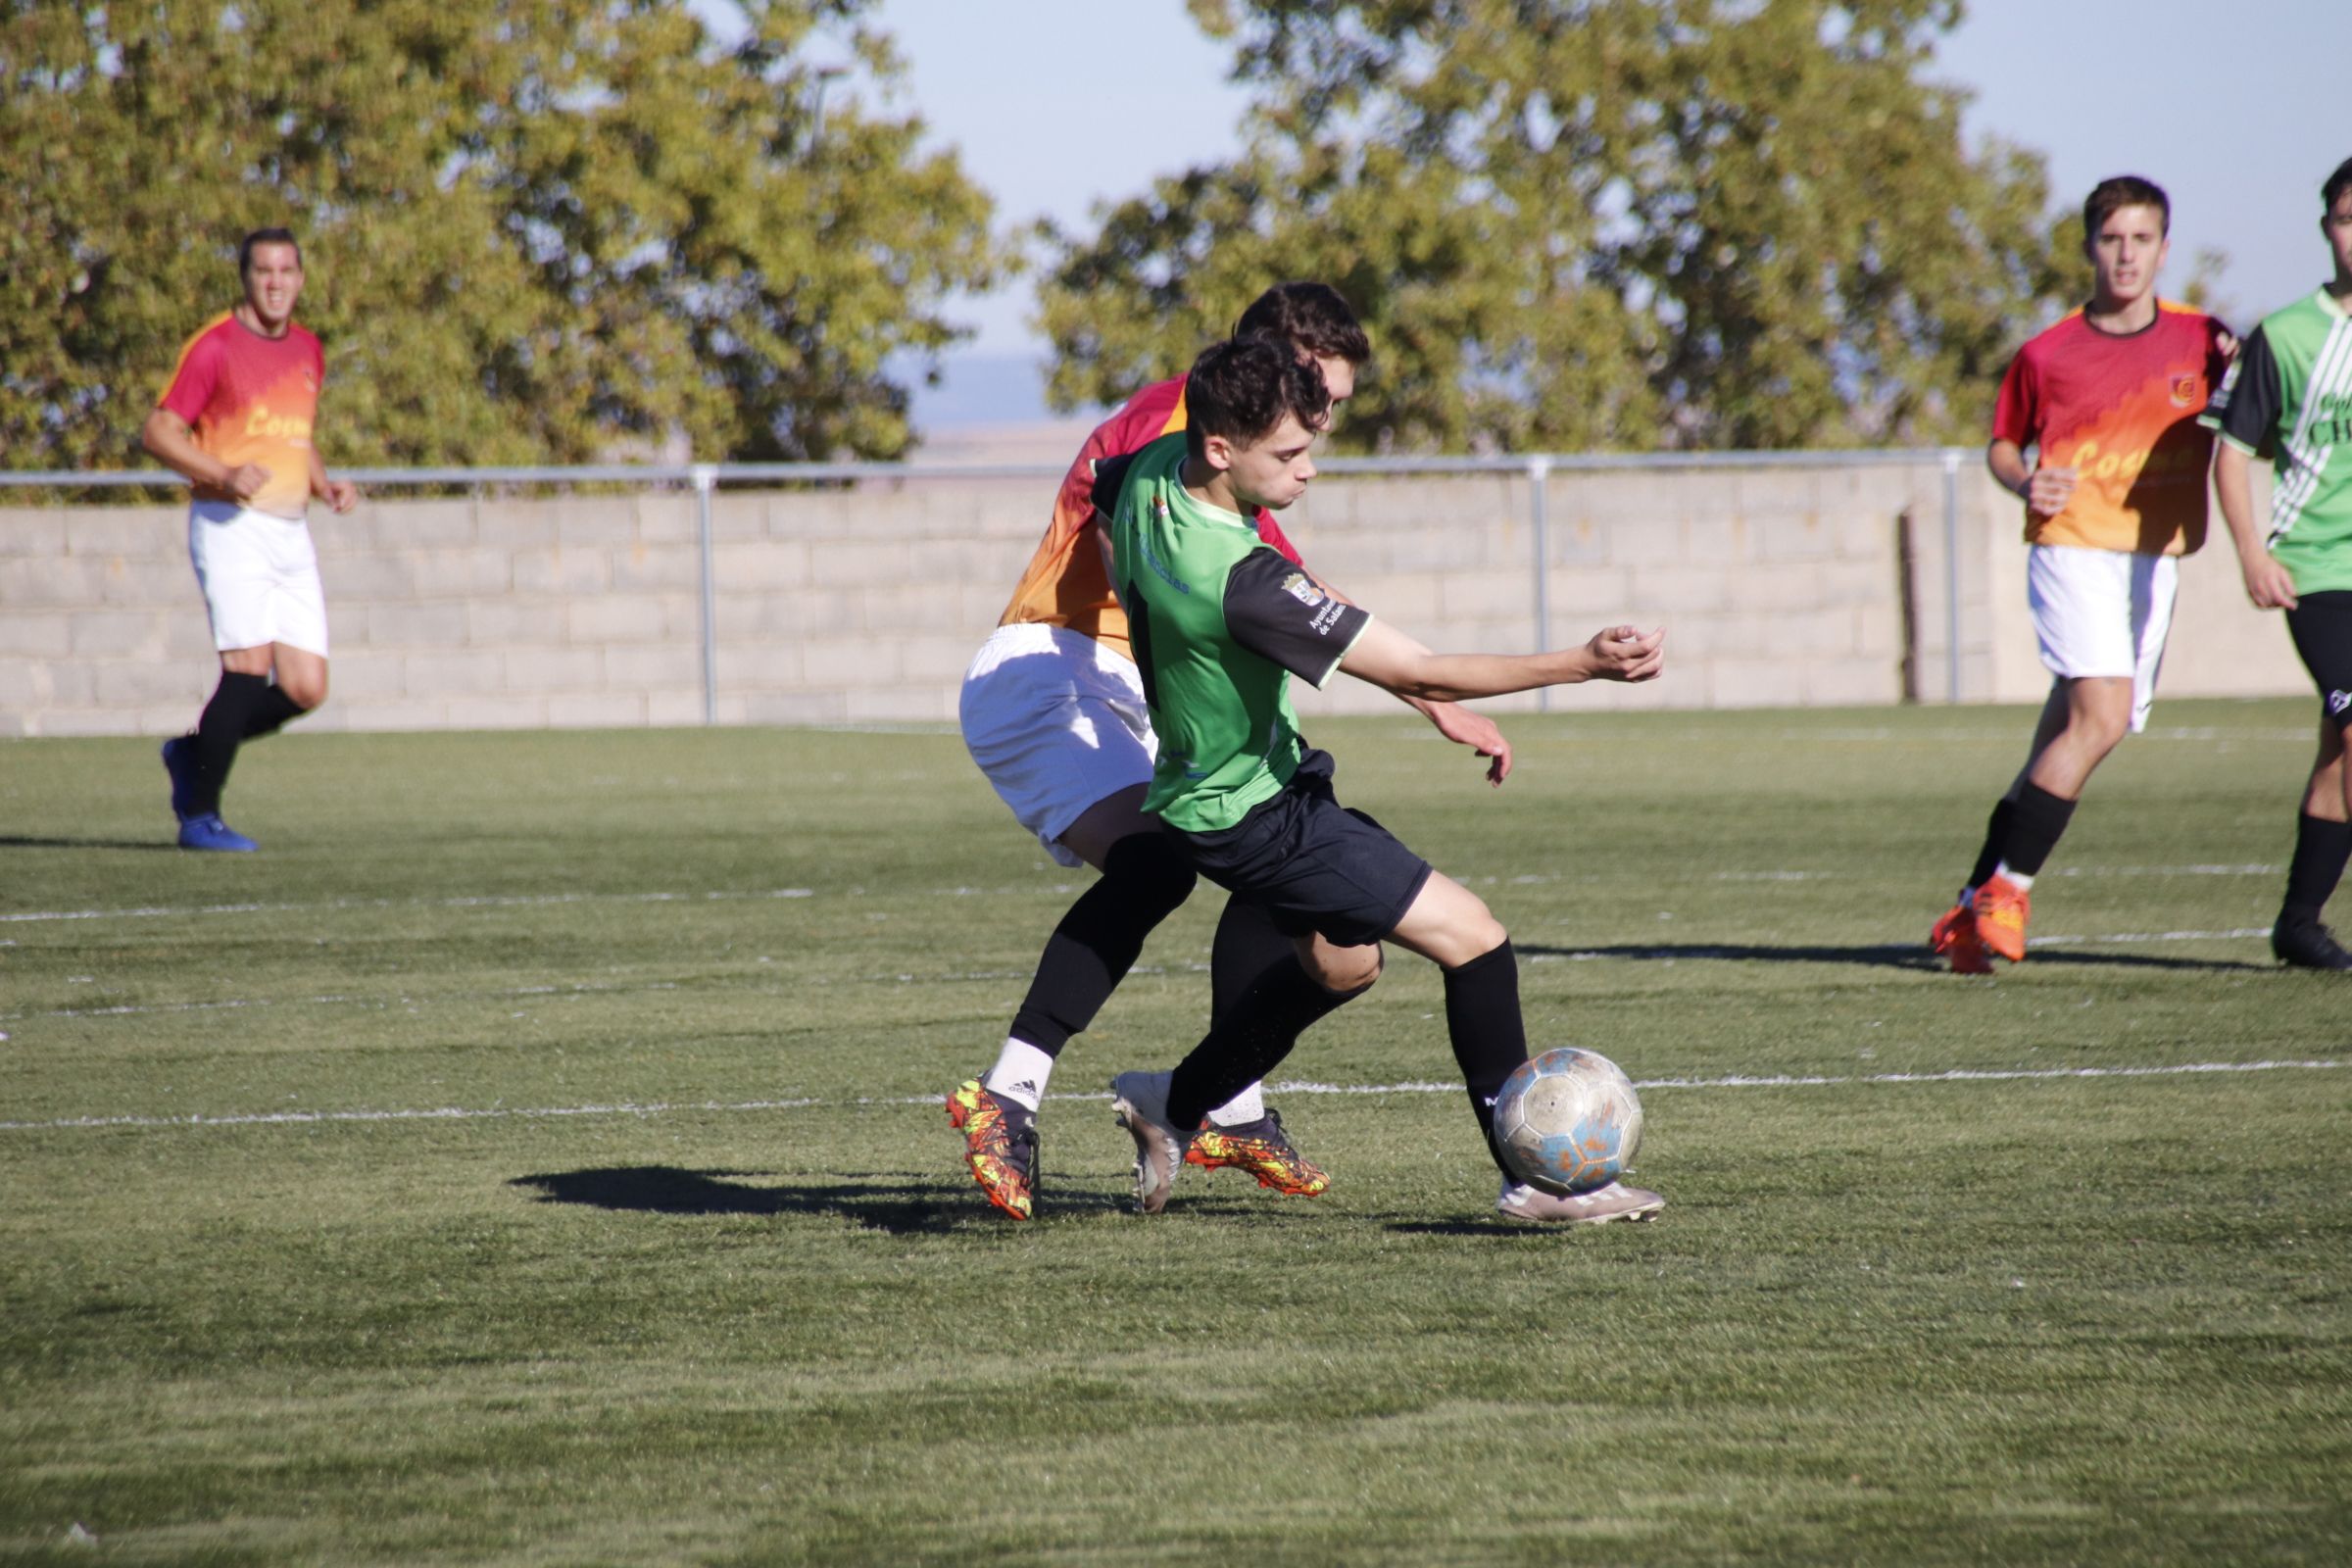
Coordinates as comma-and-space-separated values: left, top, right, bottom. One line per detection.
2168, 373, 2198, 409
2330, 690, 2351, 718
1281, 571, 1325, 608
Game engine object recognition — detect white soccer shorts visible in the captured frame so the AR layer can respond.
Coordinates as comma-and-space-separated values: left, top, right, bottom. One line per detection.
2026, 543, 2178, 733
959, 622, 1155, 868
187, 500, 329, 657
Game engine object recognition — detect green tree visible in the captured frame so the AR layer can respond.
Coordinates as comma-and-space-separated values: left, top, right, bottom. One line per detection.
0, 0, 1005, 471
1036, 0, 2076, 454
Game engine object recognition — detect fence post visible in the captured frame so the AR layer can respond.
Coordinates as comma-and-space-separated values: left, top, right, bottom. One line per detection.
1940, 448, 1962, 706
1528, 455, 1552, 713
693, 465, 718, 725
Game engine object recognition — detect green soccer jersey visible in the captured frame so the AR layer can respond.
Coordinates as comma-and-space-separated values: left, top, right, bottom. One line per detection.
1099, 432, 1371, 833
2201, 287, 2352, 594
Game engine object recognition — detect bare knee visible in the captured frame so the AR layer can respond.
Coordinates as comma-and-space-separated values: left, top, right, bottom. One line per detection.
280, 671, 327, 711
2074, 710, 2130, 757
1387, 874, 1510, 969
1300, 937, 1383, 994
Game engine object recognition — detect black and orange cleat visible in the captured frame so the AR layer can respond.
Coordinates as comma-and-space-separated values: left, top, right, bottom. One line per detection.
1186, 1110, 1330, 1197
1930, 900, 1994, 975
946, 1079, 1039, 1220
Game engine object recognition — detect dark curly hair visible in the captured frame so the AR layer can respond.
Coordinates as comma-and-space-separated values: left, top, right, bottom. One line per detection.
1233, 281, 1370, 367
1184, 335, 1333, 464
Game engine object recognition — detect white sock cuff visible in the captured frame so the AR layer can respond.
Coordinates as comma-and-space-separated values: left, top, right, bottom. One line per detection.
982, 1038, 1055, 1112
1206, 1082, 1266, 1126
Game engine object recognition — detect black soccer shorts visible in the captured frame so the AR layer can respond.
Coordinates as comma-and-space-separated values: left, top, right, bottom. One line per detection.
1170, 749, 1434, 948
2285, 590, 2352, 731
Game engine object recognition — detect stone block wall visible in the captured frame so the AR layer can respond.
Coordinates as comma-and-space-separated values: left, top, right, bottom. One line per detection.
0, 457, 2311, 738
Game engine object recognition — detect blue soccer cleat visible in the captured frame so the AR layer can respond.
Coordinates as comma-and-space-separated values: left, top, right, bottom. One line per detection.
161, 736, 199, 823
176, 813, 258, 853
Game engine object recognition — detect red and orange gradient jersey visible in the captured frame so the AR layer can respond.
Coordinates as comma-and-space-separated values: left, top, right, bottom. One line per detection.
998, 374, 1303, 664
156, 312, 327, 520
1990, 300, 2231, 555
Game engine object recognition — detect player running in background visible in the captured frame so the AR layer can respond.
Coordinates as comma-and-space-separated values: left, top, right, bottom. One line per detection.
1100, 335, 1667, 1224
2204, 156, 2352, 971
948, 283, 1512, 1220
1931, 177, 2232, 972
141, 228, 358, 853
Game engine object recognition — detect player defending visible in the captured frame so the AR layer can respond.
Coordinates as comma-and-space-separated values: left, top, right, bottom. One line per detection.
142, 228, 358, 853
948, 284, 1511, 1219
1100, 335, 1668, 1224
1931, 177, 2231, 972
2203, 157, 2352, 970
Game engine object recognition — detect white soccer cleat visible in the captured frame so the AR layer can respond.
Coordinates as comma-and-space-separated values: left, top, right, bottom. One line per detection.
1496, 1178, 1665, 1225
1109, 1069, 1195, 1215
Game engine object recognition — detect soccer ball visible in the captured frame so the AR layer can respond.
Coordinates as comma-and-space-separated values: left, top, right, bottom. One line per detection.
1493, 1048, 1644, 1196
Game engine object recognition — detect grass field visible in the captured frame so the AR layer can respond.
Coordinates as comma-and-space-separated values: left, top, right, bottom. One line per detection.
3, 701, 2347, 1565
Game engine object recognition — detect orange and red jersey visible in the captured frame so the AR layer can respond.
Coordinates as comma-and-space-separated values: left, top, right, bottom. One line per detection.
1990, 301, 2230, 555
156, 312, 326, 520
998, 373, 1303, 664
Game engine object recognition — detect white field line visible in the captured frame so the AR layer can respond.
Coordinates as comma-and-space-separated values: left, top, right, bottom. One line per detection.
1715, 865, 2278, 882
3, 963, 1200, 1024
4, 914, 2273, 1023
2029, 927, 2272, 947
4, 920, 2278, 1023
1524, 924, 2273, 961
0, 863, 2285, 927
1795, 725, 2313, 744
0, 1058, 2337, 1136
0, 888, 823, 926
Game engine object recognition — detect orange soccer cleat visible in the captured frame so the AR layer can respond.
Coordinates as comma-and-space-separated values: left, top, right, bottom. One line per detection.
1930, 901, 1994, 975
1971, 874, 2032, 963
1186, 1110, 1330, 1197
946, 1079, 1039, 1220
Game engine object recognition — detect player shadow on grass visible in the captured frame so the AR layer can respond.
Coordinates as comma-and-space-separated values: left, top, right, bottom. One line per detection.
0, 835, 184, 853
1515, 940, 2266, 974
512, 1164, 1167, 1234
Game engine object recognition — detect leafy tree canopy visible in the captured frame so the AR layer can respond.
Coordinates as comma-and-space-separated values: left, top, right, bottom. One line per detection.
1036, 0, 2089, 454
2, 0, 1007, 469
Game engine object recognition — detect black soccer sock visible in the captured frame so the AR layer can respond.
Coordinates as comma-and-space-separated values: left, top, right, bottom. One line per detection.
241, 684, 309, 741
1210, 894, 1370, 1024
1004, 832, 1196, 1057
1166, 911, 1376, 1131
1965, 798, 2016, 893
188, 671, 273, 815
1442, 940, 1530, 1180
1999, 782, 2078, 880
2279, 812, 2352, 924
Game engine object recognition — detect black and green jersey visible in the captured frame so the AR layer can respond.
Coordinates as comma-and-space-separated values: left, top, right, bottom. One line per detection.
2201, 287, 2352, 594
1099, 432, 1371, 833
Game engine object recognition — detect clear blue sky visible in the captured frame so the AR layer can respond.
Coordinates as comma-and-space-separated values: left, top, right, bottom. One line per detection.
865, 0, 2345, 423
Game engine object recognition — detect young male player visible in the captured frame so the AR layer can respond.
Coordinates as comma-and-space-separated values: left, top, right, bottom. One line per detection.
949, 284, 1511, 1219
2203, 157, 2352, 970
142, 228, 358, 852
1100, 335, 1668, 1224
1930, 177, 2232, 972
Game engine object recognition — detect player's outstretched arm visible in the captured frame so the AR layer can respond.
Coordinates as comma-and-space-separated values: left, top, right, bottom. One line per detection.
1339, 618, 1663, 703
1302, 564, 1514, 784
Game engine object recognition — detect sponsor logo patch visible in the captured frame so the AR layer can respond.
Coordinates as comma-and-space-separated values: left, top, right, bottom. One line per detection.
2329, 689, 2351, 718
2169, 373, 2199, 409
1281, 571, 1325, 608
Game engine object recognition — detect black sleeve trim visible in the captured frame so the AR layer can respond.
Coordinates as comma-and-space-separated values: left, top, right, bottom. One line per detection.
1222, 549, 1372, 689
1088, 452, 1140, 520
